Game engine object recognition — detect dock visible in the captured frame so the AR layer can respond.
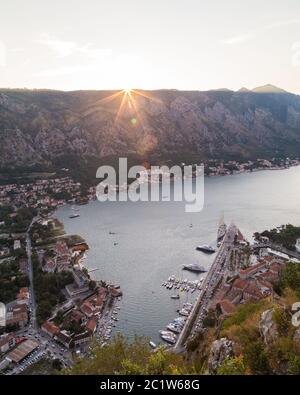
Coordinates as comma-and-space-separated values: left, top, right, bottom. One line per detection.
174, 223, 238, 351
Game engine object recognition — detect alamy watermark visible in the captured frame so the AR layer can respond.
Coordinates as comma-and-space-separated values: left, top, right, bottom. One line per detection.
96, 158, 204, 213
292, 302, 300, 327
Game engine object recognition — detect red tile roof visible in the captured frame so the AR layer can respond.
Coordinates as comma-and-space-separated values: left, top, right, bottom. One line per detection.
41, 321, 60, 336
86, 318, 97, 333
232, 278, 248, 290
219, 299, 236, 315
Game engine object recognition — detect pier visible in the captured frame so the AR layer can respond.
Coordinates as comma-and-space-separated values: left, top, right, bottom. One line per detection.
174, 223, 238, 351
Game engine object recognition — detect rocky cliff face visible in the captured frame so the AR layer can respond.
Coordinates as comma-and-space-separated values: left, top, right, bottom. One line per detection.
1, 88, 300, 169
259, 309, 279, 345
208, 337, 235, 373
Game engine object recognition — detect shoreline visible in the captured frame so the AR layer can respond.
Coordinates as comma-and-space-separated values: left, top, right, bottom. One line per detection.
204, 162, 300, 178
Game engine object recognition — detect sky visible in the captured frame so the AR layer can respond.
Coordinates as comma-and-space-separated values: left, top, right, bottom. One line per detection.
1, 0, 300, 93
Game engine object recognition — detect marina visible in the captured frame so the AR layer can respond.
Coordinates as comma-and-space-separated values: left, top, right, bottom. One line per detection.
161, 276, 204, 294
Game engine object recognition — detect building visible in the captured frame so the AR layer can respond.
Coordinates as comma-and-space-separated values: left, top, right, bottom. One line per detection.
56, 255, 72, 272
16, 288, 29, 305
65, 283, 89, 297
232, 278, 248, 292
73, 269, 88, 288
13, 240, 21, 250
80, 289, 106, 318
6, 339, 39, 364
42, 258, 56, 273
86, 318, 97, 334
0, 334, 15, 354
55, 331, 72, 349
55, 240, 70, 256
71, 243, 89, 253
72, 331, 92, 348
41, 321, 60, 338
69, 309, 86, 325
80, 301, 95, 318
6, 304, 28, 328
239, 262, 267, 280
243, 282, 264, 302
19, 258, 28, 273
296, 239, 300, 253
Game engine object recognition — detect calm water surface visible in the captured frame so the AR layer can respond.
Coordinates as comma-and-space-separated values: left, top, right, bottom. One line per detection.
56, 166, 300, 343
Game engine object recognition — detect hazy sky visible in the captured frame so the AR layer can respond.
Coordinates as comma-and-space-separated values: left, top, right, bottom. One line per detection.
1, 0, 300, 93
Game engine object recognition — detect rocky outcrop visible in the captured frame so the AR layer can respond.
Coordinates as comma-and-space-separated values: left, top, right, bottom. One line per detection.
208, 337, 235, 373
293, 328, 300, 343
1, 88, 300, 169
259, 309, 279, 345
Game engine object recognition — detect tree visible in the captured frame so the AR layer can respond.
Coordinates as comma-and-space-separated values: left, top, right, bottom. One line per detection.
244, 340, 270, 375
89, 280, 97, 291
282, 263, 300, 297
52, 359, 63, 371
273, 308, 290, 337
217, 356, 246, 375
288, 353, 300, 375
61, 334, 194, 375
202, 309, 216, 328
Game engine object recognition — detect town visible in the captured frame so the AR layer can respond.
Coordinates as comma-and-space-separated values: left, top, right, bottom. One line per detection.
0, 176, 122, 374
204, 157, 300, 177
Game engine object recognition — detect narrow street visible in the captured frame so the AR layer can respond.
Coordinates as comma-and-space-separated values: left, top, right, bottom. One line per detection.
26, 221, 37, 330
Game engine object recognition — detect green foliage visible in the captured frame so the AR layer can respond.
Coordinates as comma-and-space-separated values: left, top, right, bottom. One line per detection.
61, 319, 83, 335
222, 300, 266, 330
261, 224, 300, 251
288, 353, 300, 375
52, 359, 63, 371
89, 280, 97, 291
202, 309, 216, 328
0, 205, 14, 227
243, 340, 270, 375
30, 222, 58, 245
217, 356, 246, 375
62, 334, 194, 375
0, 260, 29, 303
281, 262, 300, 297
10, 207, 37, 233
186, 331, 204, 352
52, 191, 72, 201
272, 308, 290, 337
32, 253, 73, 324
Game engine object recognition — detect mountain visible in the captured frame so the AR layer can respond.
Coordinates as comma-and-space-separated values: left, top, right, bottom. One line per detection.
238, 87, 250, 93
252, 84, 287, 93
1, 87, 300, 179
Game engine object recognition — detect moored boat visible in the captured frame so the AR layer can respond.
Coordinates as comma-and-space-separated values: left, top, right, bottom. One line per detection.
182, 263, 207, 273
196, 245, 216, 253
69, 213, 80, 219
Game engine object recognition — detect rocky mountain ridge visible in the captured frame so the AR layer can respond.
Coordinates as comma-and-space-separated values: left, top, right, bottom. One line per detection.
1, 86, 300, 171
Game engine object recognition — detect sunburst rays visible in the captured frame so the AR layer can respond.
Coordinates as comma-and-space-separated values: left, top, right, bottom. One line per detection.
91, 88, 160, 155
89, 88, 161, 138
